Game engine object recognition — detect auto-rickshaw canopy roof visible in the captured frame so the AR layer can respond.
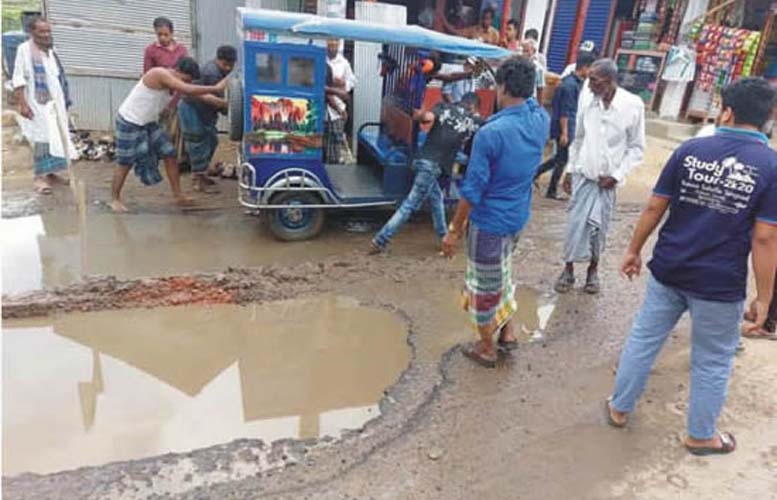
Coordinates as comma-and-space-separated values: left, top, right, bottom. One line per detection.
238, 7, 512, 60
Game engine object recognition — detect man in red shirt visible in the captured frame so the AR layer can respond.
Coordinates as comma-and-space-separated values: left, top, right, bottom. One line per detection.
143, 17, 188, 73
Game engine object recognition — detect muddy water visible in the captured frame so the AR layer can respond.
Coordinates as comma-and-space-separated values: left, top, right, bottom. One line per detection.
0, 211, 445, 296
2, 296, 410, 476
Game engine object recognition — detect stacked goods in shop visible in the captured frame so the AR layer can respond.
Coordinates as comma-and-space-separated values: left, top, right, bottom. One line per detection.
694, 24, 761, 92
634, 11, 658, 50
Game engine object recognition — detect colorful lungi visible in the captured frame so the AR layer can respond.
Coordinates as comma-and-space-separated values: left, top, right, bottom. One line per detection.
33, 142, 67, 176
177, 100, 218, 173
461, 223, 521, 330
115, 115, 175, 186
324, 117, 344, 164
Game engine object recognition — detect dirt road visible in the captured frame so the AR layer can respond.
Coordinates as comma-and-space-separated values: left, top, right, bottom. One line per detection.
2, 123, 775, 500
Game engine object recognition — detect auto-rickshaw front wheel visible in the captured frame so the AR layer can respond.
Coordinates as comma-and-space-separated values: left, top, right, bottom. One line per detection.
265, 191, 325, 242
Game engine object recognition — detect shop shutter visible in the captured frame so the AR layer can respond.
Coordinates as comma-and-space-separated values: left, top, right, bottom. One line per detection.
547, 0, 579, 74
581, 0, 613, 55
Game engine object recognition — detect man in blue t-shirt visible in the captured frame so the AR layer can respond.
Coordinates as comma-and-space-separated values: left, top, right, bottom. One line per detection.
605, 78, 777, 456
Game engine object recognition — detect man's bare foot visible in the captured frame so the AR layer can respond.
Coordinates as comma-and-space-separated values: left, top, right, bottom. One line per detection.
109, 199, 129, 213
33, 176, 53, 195
193, 175, 219, 193
46, 173, 70, 186
175, 194, 195, 206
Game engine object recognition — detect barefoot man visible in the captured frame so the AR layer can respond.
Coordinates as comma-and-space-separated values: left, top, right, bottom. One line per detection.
442, 57, 549, 367
12, 17, 76, 195
606, 78, 777, 455
111, 57, 228, 212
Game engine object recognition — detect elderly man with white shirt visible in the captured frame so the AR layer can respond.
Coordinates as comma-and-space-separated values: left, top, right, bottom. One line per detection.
12, 17, 77, 195
554, 59, 645, 295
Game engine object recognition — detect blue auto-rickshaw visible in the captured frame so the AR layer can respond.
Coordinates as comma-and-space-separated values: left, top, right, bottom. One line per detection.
229, 8, 509, 241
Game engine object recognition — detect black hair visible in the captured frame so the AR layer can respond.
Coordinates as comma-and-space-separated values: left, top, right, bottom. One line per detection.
507, 18, 519, 28
217, 45, 237, 63
460, 92, 481, 109
27, 16, 47, 32
175, 57, 201, 80
153, 17, 174, 31
481, 7, 495, 20
575, 51, 596, 69
495, 57, 536, 99
524, 28, 539, 40
721, 77, 777, 129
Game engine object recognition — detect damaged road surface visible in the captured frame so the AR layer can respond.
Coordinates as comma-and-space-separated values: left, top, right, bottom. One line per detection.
3, 136, 777, 500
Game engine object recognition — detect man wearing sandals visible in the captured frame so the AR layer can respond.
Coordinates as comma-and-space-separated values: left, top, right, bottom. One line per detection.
12, 17, 77, 195
554, 59, 645, 295
442, 57, 549, 367
606, 78, 777, 455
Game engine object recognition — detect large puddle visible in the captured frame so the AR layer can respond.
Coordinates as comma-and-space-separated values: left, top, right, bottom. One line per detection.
0, 211, 442, 296
0, 212, 366, 296
2, 296, 410, 476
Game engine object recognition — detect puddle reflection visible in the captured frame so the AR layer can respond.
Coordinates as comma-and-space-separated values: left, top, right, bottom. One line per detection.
0, 212, 366, 296
2, 296, 409, 476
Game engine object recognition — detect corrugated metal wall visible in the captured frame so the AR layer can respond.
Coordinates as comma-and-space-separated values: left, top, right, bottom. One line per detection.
67, 75, 137, 131
47, 0, 193, 78
353, 2, 407, 141
196, 0, 244, 61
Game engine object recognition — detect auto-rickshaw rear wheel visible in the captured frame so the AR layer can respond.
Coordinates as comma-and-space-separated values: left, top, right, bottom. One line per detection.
265, 191, 325, 241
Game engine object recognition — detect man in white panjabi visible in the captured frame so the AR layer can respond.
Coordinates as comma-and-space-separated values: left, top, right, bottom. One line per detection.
554, 59, 646, 295
12, 17, 77, 195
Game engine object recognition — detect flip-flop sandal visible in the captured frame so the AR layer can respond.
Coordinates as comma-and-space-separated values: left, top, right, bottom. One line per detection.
604, 399, 628, 428
462, 343, 497, 368
554, 273, 575, 294
34, 184, 53, 195
47, 174, 70, 186
497, 339, 519, 352
686, 431, 736, 456
584, 274, 600, 295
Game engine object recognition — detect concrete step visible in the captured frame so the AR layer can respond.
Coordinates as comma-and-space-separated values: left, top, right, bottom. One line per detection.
646, 118, 701, 143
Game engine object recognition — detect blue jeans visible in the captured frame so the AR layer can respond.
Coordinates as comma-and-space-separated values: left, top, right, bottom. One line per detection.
373, 159, 446, 248
611, 274, 743, 440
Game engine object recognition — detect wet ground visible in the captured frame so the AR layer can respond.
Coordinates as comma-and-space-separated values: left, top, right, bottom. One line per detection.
3, 122, 776, 500
3, 297, 409, 476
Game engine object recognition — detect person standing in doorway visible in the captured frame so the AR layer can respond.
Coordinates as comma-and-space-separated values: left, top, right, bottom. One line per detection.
370, 92, 482, 254
325, 39, 357, 163
554, 59, 645, 295
535, 52, 595, 199
111, 58, 227, 212
442, 57, 550, 368
606, 77, 777, 455
12, 16, 76, 195
177, 45, 237, 193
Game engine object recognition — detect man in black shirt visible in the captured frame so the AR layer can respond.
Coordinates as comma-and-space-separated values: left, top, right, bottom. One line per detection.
177, 45, 237, 192
371, 92, 481, 253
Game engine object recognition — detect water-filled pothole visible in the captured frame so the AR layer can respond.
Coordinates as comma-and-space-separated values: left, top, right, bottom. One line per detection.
2, 296, 410, 476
